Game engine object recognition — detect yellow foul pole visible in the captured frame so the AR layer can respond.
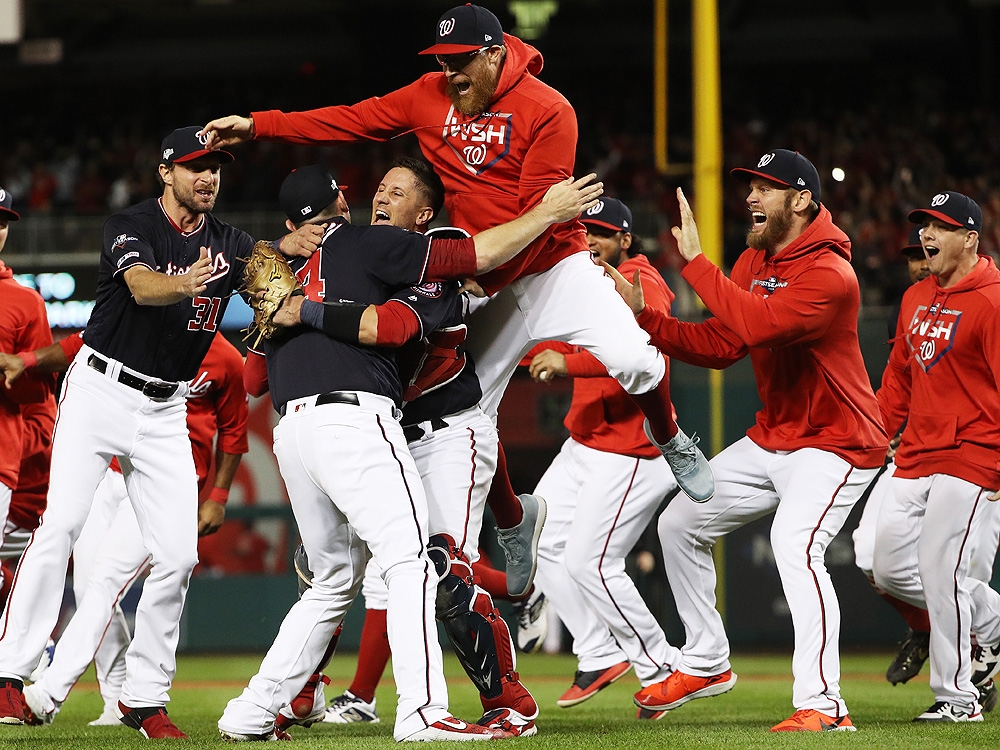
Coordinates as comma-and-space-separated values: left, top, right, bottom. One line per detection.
654, 0, 668, 173
691, 0, 727, 616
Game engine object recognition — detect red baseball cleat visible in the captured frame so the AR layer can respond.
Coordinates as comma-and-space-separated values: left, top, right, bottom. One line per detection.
118, 701, 188, 739
633, 669, 737, 711
771, 709, 856, 732
0, 679, 26, 725
557, 661, 632, 707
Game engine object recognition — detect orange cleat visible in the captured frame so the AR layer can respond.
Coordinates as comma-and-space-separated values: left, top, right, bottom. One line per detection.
770, 709, 856, 732
633, 669, 737, 711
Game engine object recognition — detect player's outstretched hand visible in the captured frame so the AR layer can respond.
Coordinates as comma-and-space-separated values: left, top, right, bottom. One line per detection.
273, 294, 304, 328
671, 187, 704, 262
0, 352, 26, 389
528, 349, 568, 383
280, 223, 327, 258
199, 116, 254, 150
198, 499, 226, 536
180, 247, 213, 297
600, 261, 645, 315
540, 174, 604, 224
990, 489, 1000, 502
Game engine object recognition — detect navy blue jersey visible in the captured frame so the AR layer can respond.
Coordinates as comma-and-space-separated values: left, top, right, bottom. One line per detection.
398, 289, 482, 426
84, 198, 254, 382
263, 217, 437, 410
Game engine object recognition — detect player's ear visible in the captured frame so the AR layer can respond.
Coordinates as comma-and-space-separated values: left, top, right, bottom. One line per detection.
285, 219, 296, 233
416, 206, 434, 228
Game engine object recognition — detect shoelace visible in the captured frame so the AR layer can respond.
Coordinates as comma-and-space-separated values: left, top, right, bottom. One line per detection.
667, 432, 702, 474
497, 530, 523, 564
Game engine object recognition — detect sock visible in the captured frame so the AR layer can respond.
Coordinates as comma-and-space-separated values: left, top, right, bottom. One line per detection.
487, 442, 523, 529
630, 376, 678, 443
348, 608, 390, 703
879, 592, 931, 632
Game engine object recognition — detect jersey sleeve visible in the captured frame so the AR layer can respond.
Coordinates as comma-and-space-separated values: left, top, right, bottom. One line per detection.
875, 298, 915, 437
635, 306, 748, 370
518, 100, 577, 212
103, 214, 157, 278
243, 348, 269, 398
213, 345, 250, 456
386, 283, 459, 339
7, 292, 56, 405
59, 331, 85, 362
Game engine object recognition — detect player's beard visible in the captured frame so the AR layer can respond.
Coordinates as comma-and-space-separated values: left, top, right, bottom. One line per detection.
173, 181, 217, 214
746, 193, 794, 251
447, 69, 499, 116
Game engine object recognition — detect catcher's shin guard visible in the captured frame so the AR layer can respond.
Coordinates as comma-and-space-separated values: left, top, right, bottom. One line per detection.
429, 535, 536, 716
294, 544, 313, 597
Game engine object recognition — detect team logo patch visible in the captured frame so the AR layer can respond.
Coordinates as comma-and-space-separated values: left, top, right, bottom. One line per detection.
930, 193, 949, 207
442, 106, 512, 175
163, 148, 174, 161
750, 275, 787, 294
439, 17, 456, 35
196, 130, 209, 146
0, 189, 5, 201
757, 153, 775, 168
906, 304, 961, 372
586, 201, 605, 216
410, 282, 445, 299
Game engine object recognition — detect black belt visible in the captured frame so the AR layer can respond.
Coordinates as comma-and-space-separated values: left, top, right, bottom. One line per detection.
87, 354, 179, 401
403, 418, 449, 443
280, 391, 361, 417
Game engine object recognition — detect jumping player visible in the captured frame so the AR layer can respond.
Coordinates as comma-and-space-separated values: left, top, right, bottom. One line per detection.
607, 151, 888, 731
525, 198, 681, 717
0, 127, 295, 738
200, 4, 714, 519
872, 191, 1000, 722
217, 167, 600, 741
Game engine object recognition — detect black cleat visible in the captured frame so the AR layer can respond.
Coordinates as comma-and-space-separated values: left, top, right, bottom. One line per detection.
886, 629, 930, 685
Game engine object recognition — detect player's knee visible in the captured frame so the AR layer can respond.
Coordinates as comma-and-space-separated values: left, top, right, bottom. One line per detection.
563, 541, 601, 587
610, 351, 664, 395
656, 505, 692, 549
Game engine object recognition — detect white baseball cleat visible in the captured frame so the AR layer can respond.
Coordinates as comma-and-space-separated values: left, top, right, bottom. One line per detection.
514, 588, 548, 654
972, 642, 1000, 686
22, 683, 60, 726
88, 703, 122, 726
323, 690, 379, 724
402, 716, 497, 741
913, 701, 983, 723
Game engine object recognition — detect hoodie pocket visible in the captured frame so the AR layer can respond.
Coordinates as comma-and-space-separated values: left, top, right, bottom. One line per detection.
905, 410, 958, 452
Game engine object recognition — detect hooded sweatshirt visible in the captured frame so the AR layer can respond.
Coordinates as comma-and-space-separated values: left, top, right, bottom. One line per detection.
877, 255, 1000, 488
635, 205, 887, 468
252, 34, 584, 294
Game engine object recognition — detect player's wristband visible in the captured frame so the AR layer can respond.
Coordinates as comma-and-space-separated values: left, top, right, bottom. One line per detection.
321, 303, 366, 345
16, 351, 38, 370
208, 487, 230, 505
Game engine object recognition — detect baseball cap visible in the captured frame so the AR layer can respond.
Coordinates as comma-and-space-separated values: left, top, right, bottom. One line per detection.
908, 191, 982, 233
580, 197, 632, 233
425, 226, 471, 240
419, 4, 504, 55
279, 165, 346, 222
731, 149, 821, 203
901, 225, 924, 257
160, 126, 234, 166
0, 187, 20, 221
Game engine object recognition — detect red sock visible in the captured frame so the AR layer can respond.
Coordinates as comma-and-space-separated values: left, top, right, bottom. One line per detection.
0, 560, 12, 609
348, 608, 390, 703
630, 375, 677, 443
879, 592, 931, 632
487, 442, 522, 529
472, 558, 528, 603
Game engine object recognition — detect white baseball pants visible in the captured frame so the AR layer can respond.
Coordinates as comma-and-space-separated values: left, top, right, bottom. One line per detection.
34, 469, 149, 710
0, 346, 197, 708
467, 252, 665, 420
658, 436, 877, 715
218, 393, 449, 742
535, 438, 679, 684
872, 473, 1000, 711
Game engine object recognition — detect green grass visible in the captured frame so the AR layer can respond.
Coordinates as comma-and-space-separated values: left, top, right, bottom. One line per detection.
3, 650, 998, 748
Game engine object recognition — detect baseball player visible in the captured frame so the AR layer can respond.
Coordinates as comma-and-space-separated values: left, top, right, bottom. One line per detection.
201, 5, 715, 525
217, 165, 599, 741
872, 191, 1000, 722
852, 226, 933, 686
0, 187, 57, 600
607, 150, 888, 732
524, 198, 681, 718
0, 127, 286, 738
1, 330, 248, 727
246, 161, 541, 736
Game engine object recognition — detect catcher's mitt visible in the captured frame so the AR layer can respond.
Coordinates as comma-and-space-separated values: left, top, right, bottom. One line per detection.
240, 241, 302, 347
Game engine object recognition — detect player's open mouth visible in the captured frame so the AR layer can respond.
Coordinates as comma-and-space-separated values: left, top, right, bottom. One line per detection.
923, 245, 940, 258
196, 190, 214, 199
455, 81, 472, 95
373, 209, 390, 223
751, 211, 766, 227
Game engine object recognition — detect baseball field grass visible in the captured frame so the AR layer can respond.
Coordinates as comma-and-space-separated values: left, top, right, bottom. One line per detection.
2, 650, 998, 748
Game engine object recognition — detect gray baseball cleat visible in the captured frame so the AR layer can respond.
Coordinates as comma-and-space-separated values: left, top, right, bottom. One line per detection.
644, 421, 714, 502
496, 494, 547, 598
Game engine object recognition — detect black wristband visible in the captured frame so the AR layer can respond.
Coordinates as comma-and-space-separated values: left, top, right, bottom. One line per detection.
321, 303, 366, 345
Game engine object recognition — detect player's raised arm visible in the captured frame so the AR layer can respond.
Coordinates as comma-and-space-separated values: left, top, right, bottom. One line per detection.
199, 116, 255, 150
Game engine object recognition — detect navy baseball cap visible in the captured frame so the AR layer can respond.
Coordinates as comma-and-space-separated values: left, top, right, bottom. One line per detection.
901, 225, 924, 257
419, 4, 504, 55
908, 191, 982, 233
160, 126, 234, 166
0, 187, 20, 221
581, 197, 632, 233
731, 149, 821, 203
279, 165, 347, 222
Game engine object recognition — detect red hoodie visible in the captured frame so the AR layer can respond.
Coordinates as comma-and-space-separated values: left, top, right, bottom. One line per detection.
877, 255, 1000, 488
635, 206, 887, 468
525, 255, 674, 458
251, 34, 584, 294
